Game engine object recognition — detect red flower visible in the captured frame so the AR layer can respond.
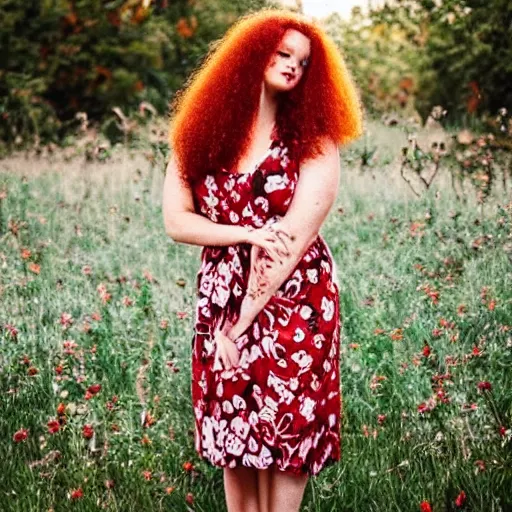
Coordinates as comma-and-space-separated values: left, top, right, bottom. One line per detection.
13, 428, 29, 443
57, 402, 66, 416
455, 490, 466, 507
55, 364, 64, 374
60, 312, 74, 329
377, 414, 386, 425
27, 366, 39, 376
70, 487, 83, 500
82, 424, 94, 439
142, 470, 152, 481
477, 381, 492, 391
47, 419, 60, 434
422, 344, 431, 357
185, 492, 194, 505
182, 461, 194, 472
420, 501, 432, 512
87, 383, 102, 395
4, 323, 19, 340
498, 425, 507, 437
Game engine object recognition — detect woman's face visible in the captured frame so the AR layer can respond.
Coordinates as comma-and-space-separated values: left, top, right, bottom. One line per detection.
263, 29, 311, 93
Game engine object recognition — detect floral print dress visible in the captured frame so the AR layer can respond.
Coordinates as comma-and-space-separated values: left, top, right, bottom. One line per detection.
191, 131, 342, 476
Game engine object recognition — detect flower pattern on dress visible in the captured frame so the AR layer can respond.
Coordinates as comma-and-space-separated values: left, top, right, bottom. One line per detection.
191, 134, 342, 476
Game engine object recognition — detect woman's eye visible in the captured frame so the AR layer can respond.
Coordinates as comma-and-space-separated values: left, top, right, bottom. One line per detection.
277, 51, 290, 58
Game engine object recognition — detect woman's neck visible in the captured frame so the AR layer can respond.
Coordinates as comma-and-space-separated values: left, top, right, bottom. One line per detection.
256, 81, 278, 133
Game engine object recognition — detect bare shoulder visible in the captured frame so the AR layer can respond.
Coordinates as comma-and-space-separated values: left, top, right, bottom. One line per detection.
299, 136, 340, 182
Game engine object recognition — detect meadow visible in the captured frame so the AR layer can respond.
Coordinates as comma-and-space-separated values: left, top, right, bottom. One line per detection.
1, 120, 511, 511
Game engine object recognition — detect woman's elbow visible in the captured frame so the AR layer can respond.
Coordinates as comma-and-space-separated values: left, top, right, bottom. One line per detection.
163, 214, 182, 243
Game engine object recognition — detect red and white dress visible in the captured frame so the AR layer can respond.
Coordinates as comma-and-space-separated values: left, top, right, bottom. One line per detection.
191, 130, 342, 476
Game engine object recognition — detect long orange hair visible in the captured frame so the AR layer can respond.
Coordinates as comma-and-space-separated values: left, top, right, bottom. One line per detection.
169, 8, 364, 186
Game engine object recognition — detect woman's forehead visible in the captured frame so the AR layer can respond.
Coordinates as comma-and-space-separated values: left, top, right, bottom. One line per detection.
279, 29, 311, 56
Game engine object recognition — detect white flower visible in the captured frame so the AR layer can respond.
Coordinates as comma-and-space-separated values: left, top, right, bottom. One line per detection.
306, 268, 319, 283
293, 328, 305, 343
300, 305, 313, 320
292, 350, 313, 371
222, 400, 234, 414
232, 394, 246, 410
230, 417, 250, 440
321, 296, 335, 321
225, 432, 245, 456
264, 174, 289, 194
211, 279, 230, 308
313, 334, 325, 349
299, 397, 316, 422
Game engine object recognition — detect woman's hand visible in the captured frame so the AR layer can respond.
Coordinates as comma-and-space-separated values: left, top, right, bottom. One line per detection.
244, 222, 293, 265
213, 323, 240, 371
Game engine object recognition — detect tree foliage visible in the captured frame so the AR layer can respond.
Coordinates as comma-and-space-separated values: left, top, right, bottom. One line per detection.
0, 0, 266, 150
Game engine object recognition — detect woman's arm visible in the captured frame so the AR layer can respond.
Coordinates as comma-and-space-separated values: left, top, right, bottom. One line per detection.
224, 137, 341, 342
162, 155, 250, 247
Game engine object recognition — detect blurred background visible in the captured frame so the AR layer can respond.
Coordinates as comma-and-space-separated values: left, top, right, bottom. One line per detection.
1, 0, 510, 155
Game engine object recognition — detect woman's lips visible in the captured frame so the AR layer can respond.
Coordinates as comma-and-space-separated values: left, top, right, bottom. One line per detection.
282, 72, 295, 81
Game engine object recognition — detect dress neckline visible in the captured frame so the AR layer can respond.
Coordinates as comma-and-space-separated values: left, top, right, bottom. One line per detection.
221, 123, 280, 176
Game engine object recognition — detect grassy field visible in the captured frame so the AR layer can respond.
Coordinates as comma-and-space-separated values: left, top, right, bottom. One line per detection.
1, 121, 511, 511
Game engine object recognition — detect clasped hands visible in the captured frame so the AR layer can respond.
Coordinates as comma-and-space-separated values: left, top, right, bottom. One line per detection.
213, 221, 294, 371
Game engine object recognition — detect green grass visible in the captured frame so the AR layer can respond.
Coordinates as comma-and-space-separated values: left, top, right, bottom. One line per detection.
0, 123, 511, 511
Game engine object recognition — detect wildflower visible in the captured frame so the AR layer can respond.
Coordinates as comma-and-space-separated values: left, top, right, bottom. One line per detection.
176, 311, 188, 319
122, 296, 133, 307
20, 248, 31, 259
475, 460, 486, 472
160, 319, 169, 330
28, 262, 41, 274
477, 381, 492, 392
165, 486, 176, 495
47, 419, 60, 434
422, 344, 431, 357
432, 328, 443, 338
373, 328, 386, 335
377, 414, 386, 425
142, 470, 152, 481
105, 480, 115, 489
82, 265, 92, 276
455, 490, 466, 507
87, 383, 101, 395
4, 323, 19, 340
82, 424, 94, 439
390, 328, 403, 341
182, 461, 194, 472
420, 501, 432, 512
57, 403, 66, 416
13, 428, 29, 443
185, 492, 194, 505
70, 488, 83, 500
60, 312, 74, 330
27, 366, 39, 376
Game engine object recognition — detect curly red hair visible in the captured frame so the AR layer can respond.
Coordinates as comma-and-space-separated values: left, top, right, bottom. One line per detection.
169, 8, 363, 186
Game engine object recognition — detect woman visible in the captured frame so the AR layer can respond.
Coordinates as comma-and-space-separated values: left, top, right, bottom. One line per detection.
163, 9, 362, 512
